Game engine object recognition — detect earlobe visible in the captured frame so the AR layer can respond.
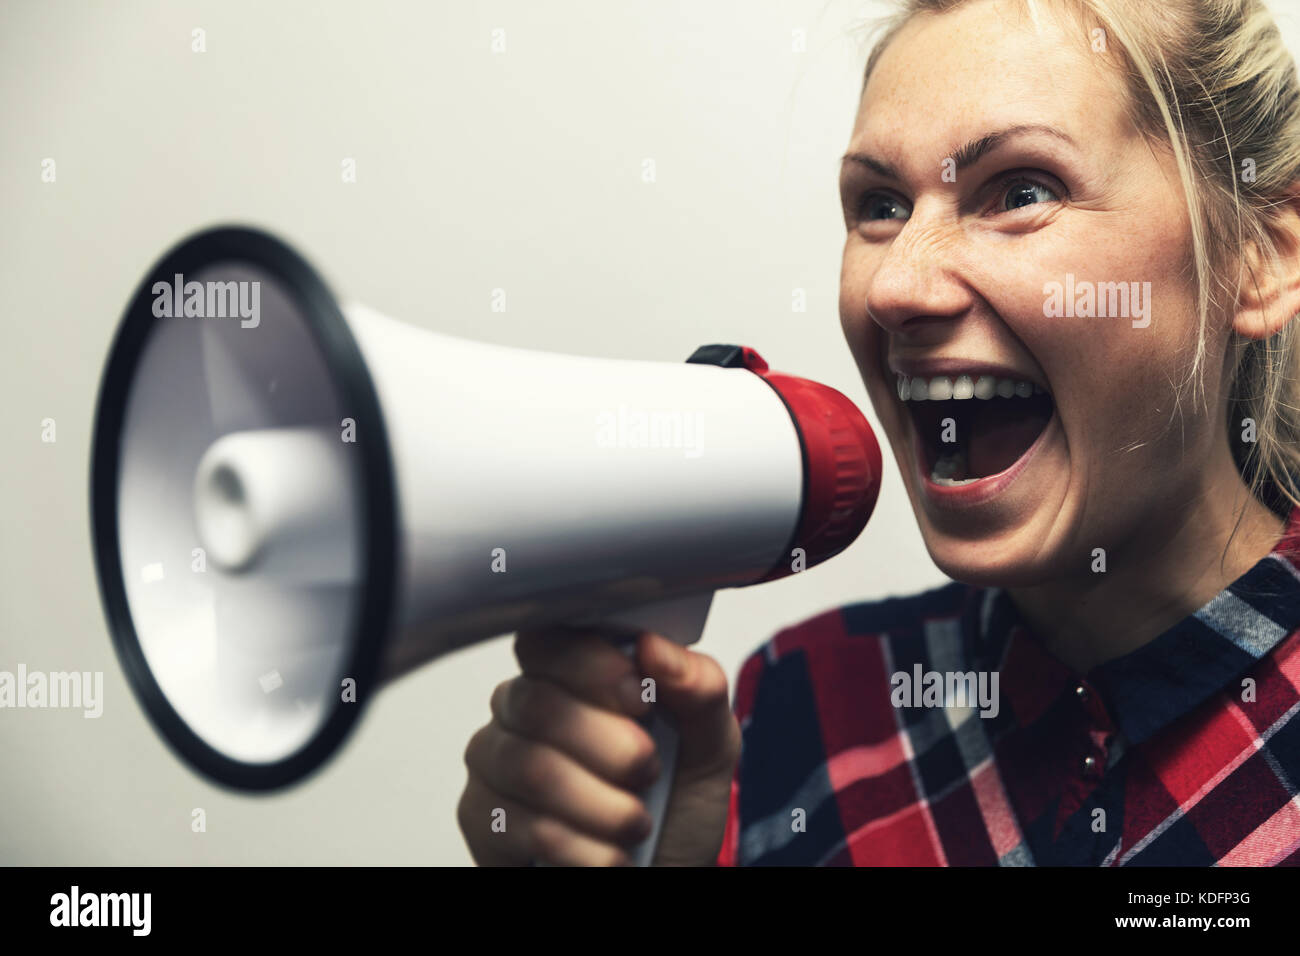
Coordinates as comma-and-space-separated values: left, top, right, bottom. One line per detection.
1232, 192, 1300, 340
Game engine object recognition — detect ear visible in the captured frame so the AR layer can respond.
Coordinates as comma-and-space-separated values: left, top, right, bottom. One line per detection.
1232, 188, 1300, 340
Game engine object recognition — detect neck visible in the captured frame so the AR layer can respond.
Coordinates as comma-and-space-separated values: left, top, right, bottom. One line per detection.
1007, 464, 1287, 675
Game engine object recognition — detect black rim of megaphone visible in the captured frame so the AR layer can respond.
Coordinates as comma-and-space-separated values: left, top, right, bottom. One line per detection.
90, 225, 398, 791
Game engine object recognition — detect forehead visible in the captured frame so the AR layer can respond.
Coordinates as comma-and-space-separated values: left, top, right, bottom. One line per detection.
851, 0, 1130, 153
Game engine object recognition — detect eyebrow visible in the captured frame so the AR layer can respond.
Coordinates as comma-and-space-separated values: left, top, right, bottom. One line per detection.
841, 123, 1078, 180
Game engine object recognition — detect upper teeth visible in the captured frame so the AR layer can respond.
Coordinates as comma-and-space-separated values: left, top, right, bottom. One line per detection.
896, 374, 1045, 401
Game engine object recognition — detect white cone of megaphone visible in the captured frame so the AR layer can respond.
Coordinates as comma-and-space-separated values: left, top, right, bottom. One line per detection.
90, 226, 882, 865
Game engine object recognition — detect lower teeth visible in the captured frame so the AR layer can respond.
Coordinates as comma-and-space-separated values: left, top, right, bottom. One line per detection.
931, 447, 977, 485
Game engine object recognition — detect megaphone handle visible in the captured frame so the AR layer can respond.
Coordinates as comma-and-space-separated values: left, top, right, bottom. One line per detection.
578, 591, 714, 867
626, 693, 680, 867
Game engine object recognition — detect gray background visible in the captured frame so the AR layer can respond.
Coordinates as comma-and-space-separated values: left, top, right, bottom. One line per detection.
5, 0, 1291, 865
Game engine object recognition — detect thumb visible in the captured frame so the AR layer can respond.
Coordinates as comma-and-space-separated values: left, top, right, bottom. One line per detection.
634, 631, 739, 775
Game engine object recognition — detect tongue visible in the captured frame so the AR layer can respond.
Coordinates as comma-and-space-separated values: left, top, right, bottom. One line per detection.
966, 399, 1051, 478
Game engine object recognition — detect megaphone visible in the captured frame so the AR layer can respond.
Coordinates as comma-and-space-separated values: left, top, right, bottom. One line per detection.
90, 226, 882, 864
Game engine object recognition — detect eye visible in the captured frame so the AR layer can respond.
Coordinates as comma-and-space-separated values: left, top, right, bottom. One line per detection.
996, 175, 1061, 212
859, 192, 912, 222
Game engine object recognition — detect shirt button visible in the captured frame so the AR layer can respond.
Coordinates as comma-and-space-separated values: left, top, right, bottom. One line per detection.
1082, 755, 1097, 775
1075, 684, 1089, 703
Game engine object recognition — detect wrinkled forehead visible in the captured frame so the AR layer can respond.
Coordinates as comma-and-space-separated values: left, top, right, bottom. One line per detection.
850, 0, 1131, 160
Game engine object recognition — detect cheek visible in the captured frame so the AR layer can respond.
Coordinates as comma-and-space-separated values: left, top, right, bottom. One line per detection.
977, 214, 1203, 456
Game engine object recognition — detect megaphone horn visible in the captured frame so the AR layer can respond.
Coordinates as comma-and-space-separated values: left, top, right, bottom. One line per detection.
90, 225, 883, 864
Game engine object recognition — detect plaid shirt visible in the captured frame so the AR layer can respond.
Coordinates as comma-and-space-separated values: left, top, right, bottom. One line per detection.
717, 505, 1300, 866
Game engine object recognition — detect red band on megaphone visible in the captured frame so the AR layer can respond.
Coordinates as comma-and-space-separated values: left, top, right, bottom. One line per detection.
726, 350, 881, 581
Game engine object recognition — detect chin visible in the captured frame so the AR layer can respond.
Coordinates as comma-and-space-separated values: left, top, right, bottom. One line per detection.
920, 532, 1060, 589
895, 462, 1079, 589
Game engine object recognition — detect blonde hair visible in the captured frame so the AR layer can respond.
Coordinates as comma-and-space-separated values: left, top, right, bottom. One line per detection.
860, 0, 1300, 519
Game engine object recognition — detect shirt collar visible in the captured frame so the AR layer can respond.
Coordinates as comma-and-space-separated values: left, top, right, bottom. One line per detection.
975, 504, 1300, 745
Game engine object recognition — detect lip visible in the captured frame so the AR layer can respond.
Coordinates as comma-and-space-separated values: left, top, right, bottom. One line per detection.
888, 357, 1049, 394
909, 406, 1059, 508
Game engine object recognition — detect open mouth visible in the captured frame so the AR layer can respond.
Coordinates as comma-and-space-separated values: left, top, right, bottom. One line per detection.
897, 374, 1054, 485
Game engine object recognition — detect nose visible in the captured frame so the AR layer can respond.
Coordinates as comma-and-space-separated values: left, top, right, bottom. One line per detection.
863, 222, 973, 337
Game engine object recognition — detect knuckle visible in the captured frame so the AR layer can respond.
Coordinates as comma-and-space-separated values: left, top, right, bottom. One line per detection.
612, 798, 651, 844
505, 676, 546, 727
456, 788, 474, 834
463, 724, 493, 769
489, 679, 514, 720
457, 784, 497, 853
695, 655, 731, 701
514, 741, 562, 797
616, 721, 658, 776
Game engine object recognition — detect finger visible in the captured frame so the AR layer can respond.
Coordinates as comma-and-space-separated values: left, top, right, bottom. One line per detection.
463, 721, 654, 846
458, 775, 527, 866
458, 776, 632, 867
513, 626, 650, 717
489, 677, 661, 790
634, 633, 741, 775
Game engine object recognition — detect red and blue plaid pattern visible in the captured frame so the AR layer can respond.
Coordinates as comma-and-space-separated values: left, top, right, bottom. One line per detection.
717, 506, 1300, 866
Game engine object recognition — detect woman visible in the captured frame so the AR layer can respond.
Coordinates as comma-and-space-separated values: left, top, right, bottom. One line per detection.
458, 0, 1300, 865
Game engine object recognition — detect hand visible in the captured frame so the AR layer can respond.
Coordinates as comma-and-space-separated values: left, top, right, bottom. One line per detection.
458, 626, 740, 866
